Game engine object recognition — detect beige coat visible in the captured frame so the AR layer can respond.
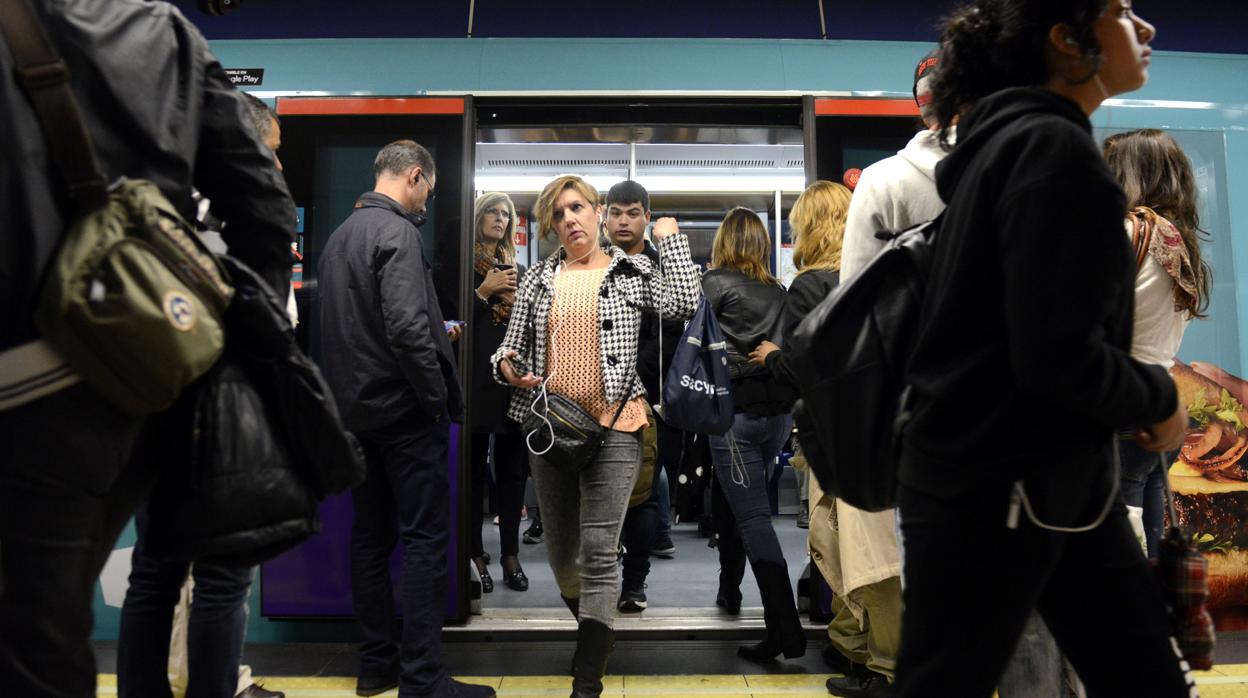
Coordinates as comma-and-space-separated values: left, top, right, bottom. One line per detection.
807, 476, 901, 623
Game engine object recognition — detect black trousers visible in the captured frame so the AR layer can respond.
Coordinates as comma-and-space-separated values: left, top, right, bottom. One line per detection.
0, 385, 150, 698
894, 482, 1198, 698
470, 431, 526, 558
350, 413, 450, 696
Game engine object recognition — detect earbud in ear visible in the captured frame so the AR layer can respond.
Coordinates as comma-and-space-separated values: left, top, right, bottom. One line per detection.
1065, 37, 1079, 47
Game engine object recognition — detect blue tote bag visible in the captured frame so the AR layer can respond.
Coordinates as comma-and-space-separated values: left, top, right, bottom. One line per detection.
660, 297, 734, 435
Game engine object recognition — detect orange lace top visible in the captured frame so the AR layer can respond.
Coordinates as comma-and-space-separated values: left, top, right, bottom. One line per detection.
546, 267, 647, 432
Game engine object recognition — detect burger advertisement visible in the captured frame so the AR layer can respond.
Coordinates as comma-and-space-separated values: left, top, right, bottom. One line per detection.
1169, 359, 1248, 629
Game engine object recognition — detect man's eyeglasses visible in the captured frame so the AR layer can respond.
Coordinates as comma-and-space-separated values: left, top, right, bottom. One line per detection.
420, 171, 436, 202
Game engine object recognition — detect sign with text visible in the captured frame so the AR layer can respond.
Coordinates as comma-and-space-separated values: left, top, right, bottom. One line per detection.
224, 68, 264, 86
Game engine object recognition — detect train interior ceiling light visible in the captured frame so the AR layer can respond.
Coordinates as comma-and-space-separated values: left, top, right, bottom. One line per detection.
474, 141, 807, 194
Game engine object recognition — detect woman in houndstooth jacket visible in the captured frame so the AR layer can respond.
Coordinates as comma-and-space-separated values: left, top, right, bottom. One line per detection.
492, 175, 700, 698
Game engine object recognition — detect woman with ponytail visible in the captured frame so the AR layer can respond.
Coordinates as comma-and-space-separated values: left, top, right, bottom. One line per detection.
894, 2, 1196, 696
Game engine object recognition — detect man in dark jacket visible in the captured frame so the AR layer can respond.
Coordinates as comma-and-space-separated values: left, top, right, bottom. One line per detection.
318, 141, 488, 698
0, 2, 294, 697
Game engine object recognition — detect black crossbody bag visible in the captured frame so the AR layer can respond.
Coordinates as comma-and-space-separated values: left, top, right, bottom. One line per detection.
521, 278, 628, 471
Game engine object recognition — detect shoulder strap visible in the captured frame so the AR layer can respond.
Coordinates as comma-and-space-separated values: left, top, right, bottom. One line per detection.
0, 0, 109, 211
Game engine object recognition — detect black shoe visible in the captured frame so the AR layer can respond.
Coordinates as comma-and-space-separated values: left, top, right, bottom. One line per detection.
356, 675, 399, 697
473, 557, 493, 594
236, 683, 285, 698
502, 563, 529, 592
651, 534, 676, 558
422, 676, 498, 697
796, 500, 810, 529
716, 589, 742, 615
617, 581, 648, 613
570, 618, 614, 698
825, 670, 890, 697
523, 518, 544, 544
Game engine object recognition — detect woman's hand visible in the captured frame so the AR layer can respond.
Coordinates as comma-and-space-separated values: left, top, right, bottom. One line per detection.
478, 267, 517, 300
1135, 401, 1188, 453
499, 350, 542, 389
651, 217, 679, 240
748, 340, 779, 367
447, 324, 463, 342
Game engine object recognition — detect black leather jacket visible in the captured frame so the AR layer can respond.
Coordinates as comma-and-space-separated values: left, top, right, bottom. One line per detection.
0, 0, 295, 350
701, 268, 794, 415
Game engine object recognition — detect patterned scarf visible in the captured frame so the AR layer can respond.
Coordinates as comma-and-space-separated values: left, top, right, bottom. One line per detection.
474, 242, 514, 325
1129, 206, 1200, 313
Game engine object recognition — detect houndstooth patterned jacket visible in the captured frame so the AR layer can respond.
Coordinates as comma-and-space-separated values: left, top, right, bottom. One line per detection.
490, 234, 701, 425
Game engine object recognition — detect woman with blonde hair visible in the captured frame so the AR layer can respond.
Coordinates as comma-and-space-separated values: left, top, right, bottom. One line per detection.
750, 180, 851, 384
492, 176, 700, 698
468, 192, 530, 594
702, 207, 805, 663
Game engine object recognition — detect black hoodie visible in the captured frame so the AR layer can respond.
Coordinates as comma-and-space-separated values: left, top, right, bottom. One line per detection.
900, 88, 1177, 515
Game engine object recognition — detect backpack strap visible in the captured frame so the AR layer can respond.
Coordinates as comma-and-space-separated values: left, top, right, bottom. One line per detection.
0, 0, 109, 211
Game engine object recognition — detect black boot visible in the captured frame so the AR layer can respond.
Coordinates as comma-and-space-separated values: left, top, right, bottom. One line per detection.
715, 530, 746, 615
561, 594, 580, 620
569, 618, 613, 698
711, 478, 745, 615
737, 560, 806, 663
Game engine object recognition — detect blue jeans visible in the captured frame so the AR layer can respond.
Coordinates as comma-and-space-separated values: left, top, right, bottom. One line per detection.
118, 507, 253, 698
351, 414, 450, 696
996, 613, 1065, 698
709, 413, 793, 567
1119, 439, 1168, 558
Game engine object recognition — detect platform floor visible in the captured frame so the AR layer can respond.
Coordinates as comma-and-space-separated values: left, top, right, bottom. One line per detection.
92, 635, 1248, 697
90, 668, 1248, 697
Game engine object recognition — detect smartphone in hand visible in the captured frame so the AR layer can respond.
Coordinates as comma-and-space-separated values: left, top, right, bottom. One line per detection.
443, 319, 466, 334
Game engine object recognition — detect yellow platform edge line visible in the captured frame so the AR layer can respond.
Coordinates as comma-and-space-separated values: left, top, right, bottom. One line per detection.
94, 672, 1248, 696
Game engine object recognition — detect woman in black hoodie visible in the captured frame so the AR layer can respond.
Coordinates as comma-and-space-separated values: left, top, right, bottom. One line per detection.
894, 2, 1193, 696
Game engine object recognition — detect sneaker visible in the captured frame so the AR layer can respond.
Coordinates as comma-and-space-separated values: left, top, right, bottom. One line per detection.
618, 581, 648, 613
652, 534, 676, 558
523, 517, 544, 544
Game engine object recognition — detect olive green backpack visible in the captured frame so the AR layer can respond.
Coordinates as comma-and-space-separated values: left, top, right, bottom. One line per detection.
1, 0, 232, 416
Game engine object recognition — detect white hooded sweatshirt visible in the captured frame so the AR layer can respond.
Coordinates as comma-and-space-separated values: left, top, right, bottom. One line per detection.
841, 127, 955, 278
808, 126, 954, 619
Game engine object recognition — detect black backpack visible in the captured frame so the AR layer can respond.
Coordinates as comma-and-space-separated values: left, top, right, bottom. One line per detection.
785, 215, 940, 512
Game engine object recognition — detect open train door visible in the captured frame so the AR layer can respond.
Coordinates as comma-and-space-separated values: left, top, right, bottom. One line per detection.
260, 96, 477, 623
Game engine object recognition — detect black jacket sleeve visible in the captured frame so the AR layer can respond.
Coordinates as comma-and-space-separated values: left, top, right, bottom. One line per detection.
765, 271, 834, 388
375, 224, 450, 420
996, 143, 1176, 429
191, 34, 295, 296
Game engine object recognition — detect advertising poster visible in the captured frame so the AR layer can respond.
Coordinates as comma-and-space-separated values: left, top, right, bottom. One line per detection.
1168, 361, 1248, 629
